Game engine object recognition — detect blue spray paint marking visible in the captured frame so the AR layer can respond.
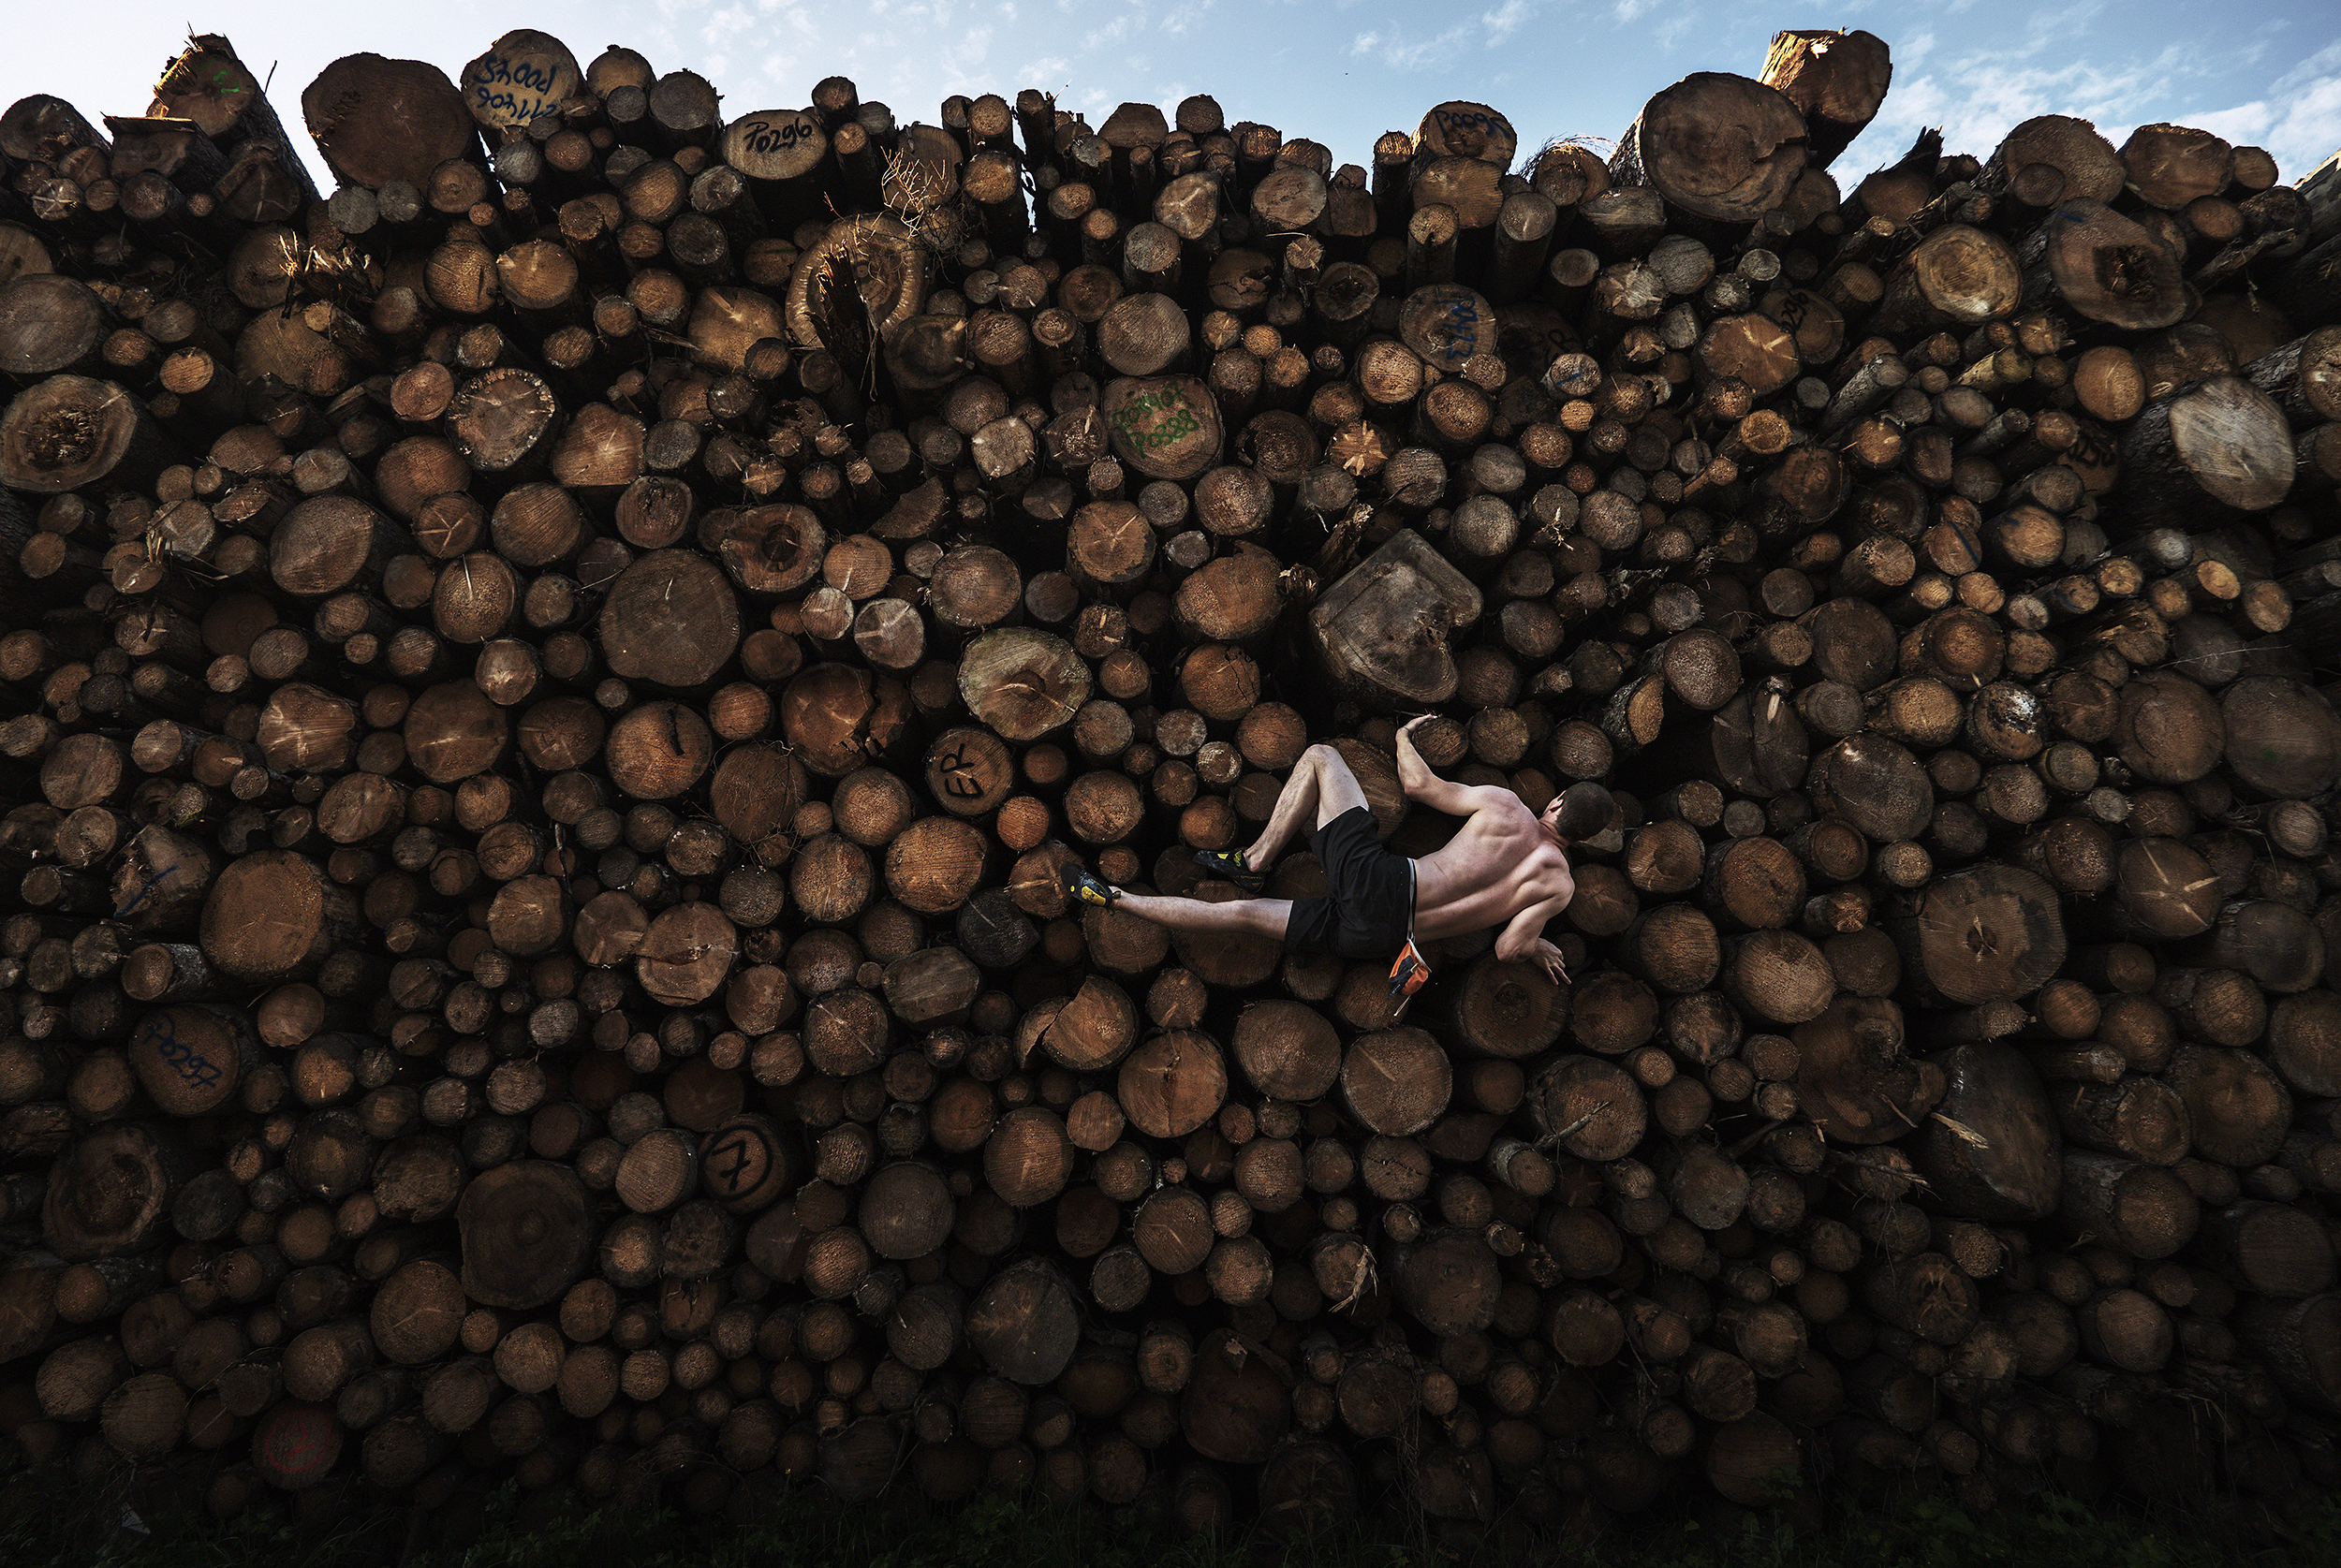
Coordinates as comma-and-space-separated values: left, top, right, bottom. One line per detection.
142, 1014, 223, 1092
111, 864, 179, 919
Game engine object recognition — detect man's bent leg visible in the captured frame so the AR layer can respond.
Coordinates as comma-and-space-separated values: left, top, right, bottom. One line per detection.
1114, 892, 1294, 940
1237, 751, 1321, 873
1243, 744, 1369, 871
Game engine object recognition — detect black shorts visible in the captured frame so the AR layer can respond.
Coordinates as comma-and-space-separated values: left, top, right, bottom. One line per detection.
1283, 807, 1415, 960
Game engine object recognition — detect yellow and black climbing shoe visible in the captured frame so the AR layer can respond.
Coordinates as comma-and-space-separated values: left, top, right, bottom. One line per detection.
1063, 861, 1121, 909
1191, 848, 1265, 894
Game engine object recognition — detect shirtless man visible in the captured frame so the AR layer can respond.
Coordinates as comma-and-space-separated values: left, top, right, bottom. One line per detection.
1064, 716, 1591, 994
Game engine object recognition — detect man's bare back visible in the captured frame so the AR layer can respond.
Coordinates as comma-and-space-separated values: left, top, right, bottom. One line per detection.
1410, 795, 1576, 941
1394, 716, 1576, 981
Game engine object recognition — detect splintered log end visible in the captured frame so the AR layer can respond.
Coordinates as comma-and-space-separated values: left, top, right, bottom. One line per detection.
1793, 995, 1946, 1145
1916, 1042, 2062, 1221
1307, 530, 1483, 711
2026, 198, 2188, 331
1, 374, 180, 494
785, 214, 931, 352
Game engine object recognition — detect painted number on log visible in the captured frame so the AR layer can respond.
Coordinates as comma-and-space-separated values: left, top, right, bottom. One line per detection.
194, 64, 249, 99
1419, 292, 1483, 369
932, 738, 985, 800
1427, 107, 1509, 154
1497, 310, 1577, 376
738, 117, 817, 155
1432, 108, 1501, 138
467, 54, 564, 127
2065, 419, 2120, 490
1111, 384, 1200, 456
141, 1015, 221, 1092
703, 1124, 773, 1199
260, 1407, 331, 1472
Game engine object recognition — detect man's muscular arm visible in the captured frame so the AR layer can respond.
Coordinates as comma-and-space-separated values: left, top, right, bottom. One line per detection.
1494, 897, 1571, 984
1395, 715, 1486, 816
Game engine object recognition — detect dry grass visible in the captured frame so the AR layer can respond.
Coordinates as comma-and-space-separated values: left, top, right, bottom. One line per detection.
4, 1454, 2335, 1568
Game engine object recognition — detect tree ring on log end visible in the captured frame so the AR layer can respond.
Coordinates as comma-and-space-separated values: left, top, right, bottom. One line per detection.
786, 214, 930, 351
1619, 72, 1808, 222
1906, 865, 2066, 1004
1532, 1055, 1644, 1160
251, 1401, 343, 1489
457, 1161, 594, 1309
598, 550, 741, 689
42, 1123, 183, 1260
958, 629, 1091, 742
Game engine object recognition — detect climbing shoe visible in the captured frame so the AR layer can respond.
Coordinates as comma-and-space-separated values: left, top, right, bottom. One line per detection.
1191, 848, 1266, 894
1063, 860, 1121, 909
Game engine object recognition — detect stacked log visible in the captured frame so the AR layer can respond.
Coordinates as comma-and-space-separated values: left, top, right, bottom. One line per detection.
4, 23, 2341, 1551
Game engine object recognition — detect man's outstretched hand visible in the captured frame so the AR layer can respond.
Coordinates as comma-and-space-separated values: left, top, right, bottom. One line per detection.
1532, 938, 1570, 986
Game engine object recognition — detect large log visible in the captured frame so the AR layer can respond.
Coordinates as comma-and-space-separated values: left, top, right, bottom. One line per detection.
1611, 73, 1809, 225
301, 54, 479, 191
1759, 30, 1890, 169
1305, 530, 1482, 710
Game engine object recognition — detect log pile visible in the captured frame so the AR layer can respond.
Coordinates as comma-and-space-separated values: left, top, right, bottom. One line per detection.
4, 24, 2341, 1548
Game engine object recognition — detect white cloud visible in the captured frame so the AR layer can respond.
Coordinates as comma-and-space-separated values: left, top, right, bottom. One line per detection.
1611, 0, 1653, 21
1824, 18, 2341, 183
1082, 14, 1136, 49
2274, 37, 2341, 97
2261, 71, 2341, 177
703, 4, 755, 45
1348, 23, 1472, 71
2191, 100, 2275, 145
1838, 28, 2234, 179
1482, 0, 1533, 44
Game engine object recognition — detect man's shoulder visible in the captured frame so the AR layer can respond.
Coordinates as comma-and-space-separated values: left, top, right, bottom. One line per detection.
1463, 784, 1538, 820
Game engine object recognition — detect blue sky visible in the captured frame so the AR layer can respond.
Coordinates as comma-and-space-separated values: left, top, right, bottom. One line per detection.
4, 1, 2337, 191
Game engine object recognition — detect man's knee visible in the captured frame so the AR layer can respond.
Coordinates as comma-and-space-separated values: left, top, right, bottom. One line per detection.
1301, 742, 1343, 773
1311, 746, 1367, 825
